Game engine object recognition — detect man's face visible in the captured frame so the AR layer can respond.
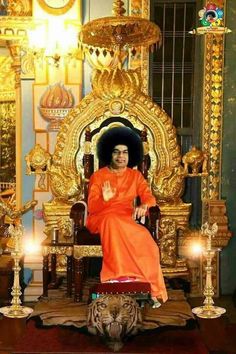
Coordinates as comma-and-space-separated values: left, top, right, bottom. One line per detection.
110, 144, 129, 169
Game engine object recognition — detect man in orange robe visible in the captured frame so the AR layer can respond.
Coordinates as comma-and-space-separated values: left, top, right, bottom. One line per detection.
86, 127, 168, 306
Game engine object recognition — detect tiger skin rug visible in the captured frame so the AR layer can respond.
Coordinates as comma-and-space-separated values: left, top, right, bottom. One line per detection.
30, 289, 193, 351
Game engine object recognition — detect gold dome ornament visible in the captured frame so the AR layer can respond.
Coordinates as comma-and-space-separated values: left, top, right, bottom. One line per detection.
79, 0, 161, 69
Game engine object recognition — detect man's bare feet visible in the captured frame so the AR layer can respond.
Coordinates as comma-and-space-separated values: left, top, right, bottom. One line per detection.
151, 297, 162, 308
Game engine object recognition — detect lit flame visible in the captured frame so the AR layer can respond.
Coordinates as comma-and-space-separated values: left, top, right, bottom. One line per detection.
191, 243, 203, 255
23, 240, 41, 255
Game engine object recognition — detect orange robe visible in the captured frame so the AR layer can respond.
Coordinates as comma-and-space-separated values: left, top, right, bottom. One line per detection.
86, 167, 168, 302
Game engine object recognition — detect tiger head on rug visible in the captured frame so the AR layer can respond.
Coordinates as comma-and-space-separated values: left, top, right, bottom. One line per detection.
87, 294, 142, 351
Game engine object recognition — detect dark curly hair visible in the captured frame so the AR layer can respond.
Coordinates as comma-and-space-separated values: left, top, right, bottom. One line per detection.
97, 126, 143, 167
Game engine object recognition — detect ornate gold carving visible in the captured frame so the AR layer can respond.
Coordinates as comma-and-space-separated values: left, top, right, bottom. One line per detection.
0, 57, 15, 101
44, 245, 73, 256
74, 245, 103, 259
182, 146, 208, 177
159, 218, 177, 267
80, 0, 160, 53
57, 216, 73, 241
207, 200, 232, 247
25, 144, 51, 190
162, 258, 189, 277
43, 201, 74, 242
152, 166, 185, 203
6, 0, 32, 16
0, 102, 16, 182
202, 33, 224, 203
92, 68, 142, 100
129, 0, 150, 94
159, 203, 192, 231
109, 99, 125, 115
6, 41, 21, 89
51, 68, 185, 206
48, 164, 82, 202
25, 144, 51, 175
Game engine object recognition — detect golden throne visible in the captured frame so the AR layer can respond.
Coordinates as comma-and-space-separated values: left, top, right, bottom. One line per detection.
43, 67, 192, 300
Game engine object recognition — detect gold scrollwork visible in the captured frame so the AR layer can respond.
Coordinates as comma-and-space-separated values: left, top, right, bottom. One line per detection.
25, 144, 51, 175
74, 245, 103, 259
182, 146, 208, 177
159, 218, 177, 267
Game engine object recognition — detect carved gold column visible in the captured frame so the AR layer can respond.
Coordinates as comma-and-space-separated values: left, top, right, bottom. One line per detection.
200, 1, 232, 297
129, 0, 150, 94
201, 1, 226, 217
201, 33, 224, 202
6, 41, 22, 208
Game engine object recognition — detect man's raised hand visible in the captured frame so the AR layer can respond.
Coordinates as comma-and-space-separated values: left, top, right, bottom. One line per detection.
102, 181, 116, 201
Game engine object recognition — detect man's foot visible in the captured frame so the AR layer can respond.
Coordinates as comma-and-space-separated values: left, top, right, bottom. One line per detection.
151, 297, 162, 308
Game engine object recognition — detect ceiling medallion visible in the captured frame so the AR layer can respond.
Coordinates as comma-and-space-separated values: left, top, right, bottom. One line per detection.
79, 0, 161, 64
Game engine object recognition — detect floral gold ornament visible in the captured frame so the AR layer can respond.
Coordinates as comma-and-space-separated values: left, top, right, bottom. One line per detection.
25, 144, 51, 190
79, 0, 161, 68
25, 144, 51, 175
39, 83, 75, 131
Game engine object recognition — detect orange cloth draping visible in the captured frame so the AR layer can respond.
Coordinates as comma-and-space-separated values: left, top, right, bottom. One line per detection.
86, 167, 168, 302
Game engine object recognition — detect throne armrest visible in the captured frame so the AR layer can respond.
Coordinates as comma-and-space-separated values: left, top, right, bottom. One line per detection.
147, 205, 160, 242
70, 202, 100, 245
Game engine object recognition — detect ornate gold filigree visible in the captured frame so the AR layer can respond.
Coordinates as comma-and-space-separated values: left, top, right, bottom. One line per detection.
0, 57, 15, 101
92, 67, 142, 100
74, 245, 103, 259
129, 0, 150, 94
5, 0, 32, 16
57, 216, 73, 240
25, 144, 51, 175
152, 166, 185, 203
80, 0, 160, 53
159, 218, 177, 266
182, 146, 208, 177
202, 33, 224, 203
6, 41, 21, 89
51, 68, 184, 204
48, 164, 82, 202
0, 102, 16, 183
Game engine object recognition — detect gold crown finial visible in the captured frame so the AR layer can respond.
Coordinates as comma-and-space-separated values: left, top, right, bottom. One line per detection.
112, 0, 126, 17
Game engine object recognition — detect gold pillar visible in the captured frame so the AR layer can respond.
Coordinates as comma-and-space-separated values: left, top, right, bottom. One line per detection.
6, 41, 22, 208
129, 0, 150, 94
201, 1, 226, 220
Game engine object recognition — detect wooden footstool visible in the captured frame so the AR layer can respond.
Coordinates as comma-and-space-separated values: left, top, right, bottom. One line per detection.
89, 282, 151, 307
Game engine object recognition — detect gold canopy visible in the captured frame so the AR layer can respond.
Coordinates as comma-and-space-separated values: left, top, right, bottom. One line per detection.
79, 0, 161, 56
